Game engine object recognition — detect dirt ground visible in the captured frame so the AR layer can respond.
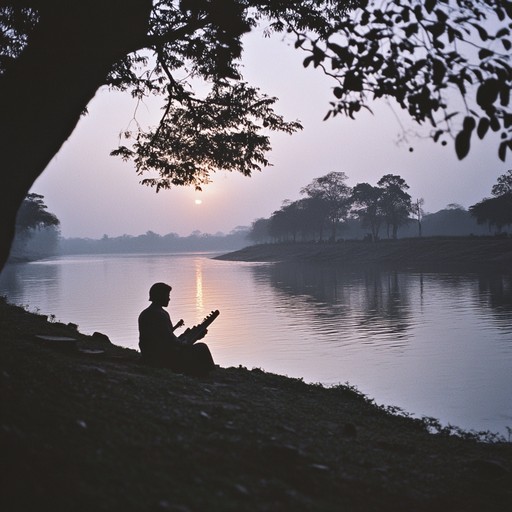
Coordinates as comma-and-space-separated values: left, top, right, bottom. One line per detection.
1, 297, 511, 511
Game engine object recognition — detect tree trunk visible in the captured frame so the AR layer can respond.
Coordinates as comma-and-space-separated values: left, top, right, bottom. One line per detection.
0, 0, 152, 270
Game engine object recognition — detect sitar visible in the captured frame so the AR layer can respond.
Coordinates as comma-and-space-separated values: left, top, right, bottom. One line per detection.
179, 310, 220, 345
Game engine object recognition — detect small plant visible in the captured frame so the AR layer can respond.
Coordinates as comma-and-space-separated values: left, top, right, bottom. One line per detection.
48, 314, 56, 323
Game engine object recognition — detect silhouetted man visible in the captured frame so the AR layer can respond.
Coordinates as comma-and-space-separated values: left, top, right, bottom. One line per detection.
138, 282, 215, 376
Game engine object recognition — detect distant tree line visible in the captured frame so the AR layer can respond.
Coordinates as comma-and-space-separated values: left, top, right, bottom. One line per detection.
59, 227, 250, 255
248, 171, 512, 244
248, 172, 416, 243
9, 193, 250, 260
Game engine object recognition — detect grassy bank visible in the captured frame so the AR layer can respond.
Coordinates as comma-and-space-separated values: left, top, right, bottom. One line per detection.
215, 237, 512, 270
1, 298, 511, 511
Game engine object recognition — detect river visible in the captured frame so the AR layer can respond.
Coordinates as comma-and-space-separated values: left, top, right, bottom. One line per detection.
1, 252, 511, 437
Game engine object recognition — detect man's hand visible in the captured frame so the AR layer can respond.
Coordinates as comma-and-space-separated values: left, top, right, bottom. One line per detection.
178, 326, 208, 345
172, 319, 184, 332
194, 326, 208, 342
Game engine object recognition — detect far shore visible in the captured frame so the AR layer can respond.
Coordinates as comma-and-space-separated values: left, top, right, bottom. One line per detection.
215, 236, 512, 270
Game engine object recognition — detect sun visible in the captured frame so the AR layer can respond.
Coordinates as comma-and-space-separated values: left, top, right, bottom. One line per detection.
194, 199, 202, 205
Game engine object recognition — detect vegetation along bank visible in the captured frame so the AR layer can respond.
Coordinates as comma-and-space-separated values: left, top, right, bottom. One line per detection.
215, 237, 512, 270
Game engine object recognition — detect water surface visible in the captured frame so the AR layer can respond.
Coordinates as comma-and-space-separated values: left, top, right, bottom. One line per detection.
1, 253, 511, 436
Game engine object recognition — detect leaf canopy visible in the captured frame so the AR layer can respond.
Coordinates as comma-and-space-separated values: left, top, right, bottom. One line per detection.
1, 0, 511, 197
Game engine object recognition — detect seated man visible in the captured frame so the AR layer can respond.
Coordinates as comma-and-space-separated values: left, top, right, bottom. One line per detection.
138, 282, 215, 376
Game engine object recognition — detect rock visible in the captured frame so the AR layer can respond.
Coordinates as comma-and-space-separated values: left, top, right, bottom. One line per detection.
76, 420, 87, 429
310, 463, 330, 472
234, 483, 249, 495
91, 332, 113, 346
35, 335, 77, 343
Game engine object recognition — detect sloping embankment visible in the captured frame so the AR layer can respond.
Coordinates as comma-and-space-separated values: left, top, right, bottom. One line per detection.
216, 237, 512, 269
1, 298, 511, 511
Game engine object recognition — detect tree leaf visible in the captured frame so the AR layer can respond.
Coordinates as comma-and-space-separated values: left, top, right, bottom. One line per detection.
500, 86, 510, 107
303, 55, 315, 68
478, 48, 494, 60
471, 23, 489, 41
432, 59, 446, 85
462, 116, 476, 132
498, 141, 507, 161
425, 0, 436, 14
476, 79, 499, 110
455, 129, 471, 159
477, 117, 490, 139
405, 23, 418, 38
333, 86, 343, 99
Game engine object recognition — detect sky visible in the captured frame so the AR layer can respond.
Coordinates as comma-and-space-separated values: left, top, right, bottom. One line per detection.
32, 28, 511, 239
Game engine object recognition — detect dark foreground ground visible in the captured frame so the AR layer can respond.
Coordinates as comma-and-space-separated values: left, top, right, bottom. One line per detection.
1, 297, 511, 512
215, 237, 512, 270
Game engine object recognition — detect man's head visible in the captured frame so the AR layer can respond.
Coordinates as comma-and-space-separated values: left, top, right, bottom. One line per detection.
149, 282, 172, 307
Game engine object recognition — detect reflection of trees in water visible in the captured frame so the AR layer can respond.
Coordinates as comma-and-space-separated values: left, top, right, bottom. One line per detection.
250, 262, 412, 338
0, 261, 60, 307
476, 273, 512, 331
425, 271, 512, 332
359, 270, 411, 336
477, 273, 512, 310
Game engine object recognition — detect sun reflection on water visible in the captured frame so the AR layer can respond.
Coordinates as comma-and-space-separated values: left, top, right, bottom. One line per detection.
194, 259, 204, 314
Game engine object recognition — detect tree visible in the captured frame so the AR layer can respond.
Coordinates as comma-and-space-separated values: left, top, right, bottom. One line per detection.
10, 193, 60, 260
377, 174, 412, 239
470, 169, 512, 231
299, 196, 330, 241
268, 200, 307, 242
16, 193, 59, 233
470, 194, 512, 232
247, 217, 270, 244
1, 1, 511, 270
491, 169, 512, 197
268, 207, 289, 242
411, 198, 425, 237
301, 172, 352, 241
351, 182, 384, 241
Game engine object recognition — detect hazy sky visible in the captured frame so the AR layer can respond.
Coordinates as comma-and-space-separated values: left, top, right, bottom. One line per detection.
33, 29, 511, 239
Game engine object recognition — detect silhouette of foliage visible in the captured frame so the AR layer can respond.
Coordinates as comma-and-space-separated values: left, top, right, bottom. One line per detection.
377, 174, 413, 239
250, 171, 417, 242
1, 0, 511, 270
351, 182, 384, 241
10, 193, 60, 260
16, 193, 59, 234
247, 218, 271, 244
299, 0, 512, 161
470, 194, 512, 230
491, 169, 512, 196
470, 169, 512, 230
301, 172, 352, 240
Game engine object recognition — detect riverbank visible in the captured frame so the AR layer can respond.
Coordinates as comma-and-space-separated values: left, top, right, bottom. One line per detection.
1, 298, 511, 511
215, 237, 512, 270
